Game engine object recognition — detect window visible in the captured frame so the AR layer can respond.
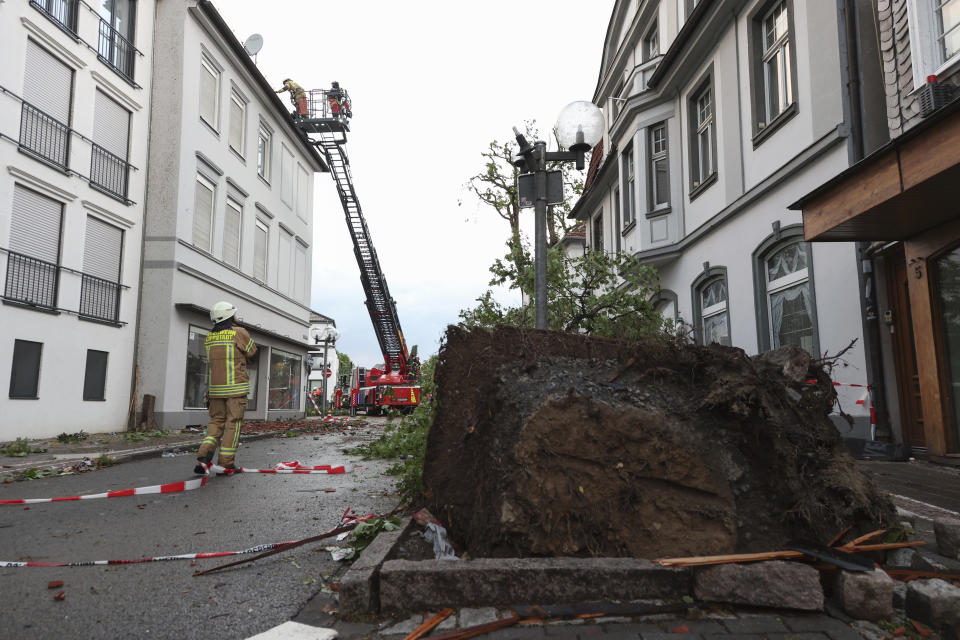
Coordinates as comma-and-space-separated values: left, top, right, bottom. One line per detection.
223, 198, 242, 268
614, 186, 622, 235
91, 90, 131, 199
280, 143, 294, 207
229, 91, 245, 155
5, 185, 62, 309
246, 352, 259, 411
689, 78, 716, 192
83, 349, 108, 401
257, 124, 271, 180
32, 0, 79, 34
939, 0, 960, 61
10, 340, 43, 399
297, 164, 310, 221
193, 174, 215, 253
592, 213, 604, 252
295, 240, 308, 303
97, 0, 136, 81
269, 348, 301, 410
184, 325, 208, 409
749, 0, 797, 140
21, 40, 73, 169
649, 123, 669, 209
80, 215, 123, 322
623, 146, 636, 226
645, 20, 659, 61
199, 55, 220, 130
754, 228, 819, 354
277, 228, 294, 295
254, 219, 269, 282
692, 267, 730, 346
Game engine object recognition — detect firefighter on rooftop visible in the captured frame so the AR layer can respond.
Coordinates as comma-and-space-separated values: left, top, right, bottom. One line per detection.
194, 301, 257, 475
275, 78, 308, 119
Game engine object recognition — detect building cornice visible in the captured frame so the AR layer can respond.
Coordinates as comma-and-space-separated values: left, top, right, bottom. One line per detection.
20, 16, 87, 70
7, 166, 77, 202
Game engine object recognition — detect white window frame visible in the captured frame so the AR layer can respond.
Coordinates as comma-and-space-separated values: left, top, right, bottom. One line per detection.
645, 20, 659, 61
228, 91, 246, 156
765, 242, 812, 350
691, 83, 715, 188
257, 123, 272, 181
906, 0, 960, 89
193, 174, 216, 253
699, 278, 729, 346
649, 122, 669, 210
199, 54, 220, 130
760, 1, 793, 125
623, 146, 636, 226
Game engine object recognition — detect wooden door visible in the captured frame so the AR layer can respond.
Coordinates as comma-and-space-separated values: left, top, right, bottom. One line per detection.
886, 250, 926, 447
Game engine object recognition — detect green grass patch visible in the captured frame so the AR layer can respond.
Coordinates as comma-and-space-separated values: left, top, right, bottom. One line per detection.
57, 431, 89, 444
1, 438, 46, 457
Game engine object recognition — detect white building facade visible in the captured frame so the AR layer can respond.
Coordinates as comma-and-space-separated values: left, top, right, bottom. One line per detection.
138, 0, 325, 428
0, 0, 154, 440
307, 312, 340, 403
574, 0, 888, 437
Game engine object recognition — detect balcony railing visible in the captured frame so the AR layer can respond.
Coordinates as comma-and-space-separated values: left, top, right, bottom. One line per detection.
19, 102, 70, 170
97, 18, 136, 83
79, 272, 121, 323
90, 144, 129, 200
30, 0, 78, 35
4, 251, 59, 309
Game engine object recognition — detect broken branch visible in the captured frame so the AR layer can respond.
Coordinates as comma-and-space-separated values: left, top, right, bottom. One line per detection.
404, 609, 455, 640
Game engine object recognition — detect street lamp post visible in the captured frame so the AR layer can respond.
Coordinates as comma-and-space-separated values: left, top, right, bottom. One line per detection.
314, 326, 340, 415
514, 101, 604, 329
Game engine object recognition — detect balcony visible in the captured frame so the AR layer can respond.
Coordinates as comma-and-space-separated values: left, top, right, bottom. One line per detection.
4, 251, 59, 309
30, 0, 78, 36
97, 18, 136, 84
79, 272, 121, 323
19, 102, 70, 170
90, 144, 130, 200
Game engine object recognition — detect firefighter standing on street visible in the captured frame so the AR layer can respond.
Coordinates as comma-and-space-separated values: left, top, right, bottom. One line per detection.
194, 301, 257, 475
276, 78, 308, 118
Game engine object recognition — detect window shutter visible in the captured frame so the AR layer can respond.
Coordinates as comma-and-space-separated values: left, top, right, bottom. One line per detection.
254, 222, 267, 282
297, 164, 310, 220
295, 242, 307, 302
24, 40, 72, 123
11, 185, 61, 263
93, 90, 130, 158
281, 144, 294, 206
83, 216, 122, 281
277, 230, 292, 294
229, 97, 244, 152
223, 201, 241, 268
200, 63, 217, 127
193, 178, 214, 252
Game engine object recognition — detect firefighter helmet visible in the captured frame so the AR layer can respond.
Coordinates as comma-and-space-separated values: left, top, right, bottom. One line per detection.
211, 301, 237, 323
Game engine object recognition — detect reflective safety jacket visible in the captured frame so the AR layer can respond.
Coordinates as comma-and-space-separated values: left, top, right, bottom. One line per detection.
205, 327, 257, 398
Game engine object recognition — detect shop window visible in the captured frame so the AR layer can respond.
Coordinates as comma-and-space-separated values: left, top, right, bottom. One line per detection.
269, 348, 301, 410
183, 325, 208, 409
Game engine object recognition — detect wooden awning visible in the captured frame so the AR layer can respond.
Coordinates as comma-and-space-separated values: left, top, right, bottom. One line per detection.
790, 100, 960, 241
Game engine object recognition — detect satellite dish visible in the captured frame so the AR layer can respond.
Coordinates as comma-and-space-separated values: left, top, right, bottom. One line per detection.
243, 34, 263, 56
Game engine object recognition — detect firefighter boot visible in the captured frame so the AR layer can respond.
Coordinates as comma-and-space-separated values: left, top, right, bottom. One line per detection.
194, 453, 213, 475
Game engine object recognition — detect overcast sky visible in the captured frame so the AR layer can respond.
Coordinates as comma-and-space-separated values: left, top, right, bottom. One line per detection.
215, 1, 615, 367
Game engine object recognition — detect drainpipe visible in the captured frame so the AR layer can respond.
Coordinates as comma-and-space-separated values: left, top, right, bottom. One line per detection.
842, 0, 890, 441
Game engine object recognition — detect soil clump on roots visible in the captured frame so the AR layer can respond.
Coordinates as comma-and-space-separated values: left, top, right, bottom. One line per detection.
423, 326, 896, 559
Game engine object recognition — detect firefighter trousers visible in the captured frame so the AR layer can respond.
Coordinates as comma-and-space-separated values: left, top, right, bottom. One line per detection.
198, 396, 247, 467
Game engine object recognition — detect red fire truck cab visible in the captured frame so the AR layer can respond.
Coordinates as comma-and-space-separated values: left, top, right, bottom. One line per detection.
349, 365, 420, 415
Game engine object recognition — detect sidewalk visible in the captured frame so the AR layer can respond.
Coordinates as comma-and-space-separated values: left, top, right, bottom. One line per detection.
0, 416, 356, 481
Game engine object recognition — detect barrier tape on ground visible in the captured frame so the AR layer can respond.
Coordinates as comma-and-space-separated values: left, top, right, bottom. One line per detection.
1, 460, 348, 506
0, 511, 376, 568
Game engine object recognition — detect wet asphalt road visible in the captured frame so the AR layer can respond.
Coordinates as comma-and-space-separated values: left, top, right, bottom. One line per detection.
0, 419, 398, 640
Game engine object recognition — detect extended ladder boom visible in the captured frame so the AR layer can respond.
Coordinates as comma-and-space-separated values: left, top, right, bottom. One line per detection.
311, 129, 409, 376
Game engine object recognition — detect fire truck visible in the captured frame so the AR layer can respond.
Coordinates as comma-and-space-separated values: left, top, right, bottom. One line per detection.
293, 86, 420, 415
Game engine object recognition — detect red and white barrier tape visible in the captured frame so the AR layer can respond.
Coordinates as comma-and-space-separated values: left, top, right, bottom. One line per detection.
0, 511, 377, 568
806, 379, 876, 438
1, 460, 347, 506
0, 475, 210, 505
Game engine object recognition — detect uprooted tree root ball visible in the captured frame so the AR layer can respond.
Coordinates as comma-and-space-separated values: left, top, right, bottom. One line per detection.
423, 326, 896, 559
